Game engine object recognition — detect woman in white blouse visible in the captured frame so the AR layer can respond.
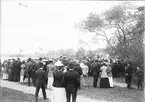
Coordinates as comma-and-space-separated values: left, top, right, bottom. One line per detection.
80, 61, 89, 87
100, 63, 110, 88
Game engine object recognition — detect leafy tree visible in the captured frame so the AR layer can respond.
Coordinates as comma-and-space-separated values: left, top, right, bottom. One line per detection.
78, 3, 142, 57
86, 50, 96, 60
77, 2, 144, 69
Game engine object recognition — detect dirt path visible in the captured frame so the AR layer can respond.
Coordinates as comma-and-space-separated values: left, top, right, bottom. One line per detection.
1, 80, 100, 102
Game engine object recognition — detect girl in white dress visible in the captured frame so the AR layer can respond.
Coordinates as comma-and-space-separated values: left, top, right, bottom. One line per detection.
80, 62, 89, 87
47, 61, 56, 90
20, 61, 26, 83
106, 64, 114, 88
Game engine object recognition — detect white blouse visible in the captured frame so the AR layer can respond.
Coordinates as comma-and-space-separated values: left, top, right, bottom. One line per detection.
100, 66, 108, 78
80, 63, 88, 75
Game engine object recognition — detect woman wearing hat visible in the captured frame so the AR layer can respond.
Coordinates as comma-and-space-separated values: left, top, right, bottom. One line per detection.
51, 62, 66, 102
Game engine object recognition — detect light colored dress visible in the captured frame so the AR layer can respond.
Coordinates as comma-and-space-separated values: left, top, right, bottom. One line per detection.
51, 70, 66, 102
2, 62, 9, 80
107, 66, 114, 87
80, 63, 89, 87
47, 64, 56, 89
51, 87, 66, 102
100, 66, 108, 78
20, 64, 26, 82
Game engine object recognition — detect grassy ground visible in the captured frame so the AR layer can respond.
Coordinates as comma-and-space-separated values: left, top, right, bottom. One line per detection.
77, 76, 143, 102
113, 76, 139, 85
78, 86, 143, 102
0, 87, 50, 102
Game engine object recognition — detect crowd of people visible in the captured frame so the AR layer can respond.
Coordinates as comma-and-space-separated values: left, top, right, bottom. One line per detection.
0, 56, 143, 102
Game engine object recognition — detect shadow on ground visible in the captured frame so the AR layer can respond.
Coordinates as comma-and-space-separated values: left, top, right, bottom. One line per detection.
0, 87, 50, 102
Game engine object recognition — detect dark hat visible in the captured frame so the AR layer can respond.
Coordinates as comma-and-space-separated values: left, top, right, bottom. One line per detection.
39, 57, 42, 61
39, 63, 43, 68
68, 62, 74, 69
27, 58, 31, 62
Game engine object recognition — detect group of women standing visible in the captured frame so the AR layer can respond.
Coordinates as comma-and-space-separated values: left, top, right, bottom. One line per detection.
2, 59, 22, 82
81, 60, 114, 88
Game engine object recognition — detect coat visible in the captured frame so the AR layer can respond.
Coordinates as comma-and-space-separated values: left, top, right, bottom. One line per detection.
111, 62, 118, 77
63, 70, 80, 93
35, 68, 47, 87
53, 70, 64, 87
13, 61, 21, 81
134, 69, 143, 80
74, 64, 82, 77
125, 65, 133, 78
91, 62, 100, 76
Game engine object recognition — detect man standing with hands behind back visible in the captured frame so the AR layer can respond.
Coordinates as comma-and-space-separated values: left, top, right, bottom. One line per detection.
34, 63, 47, 102
63, 62, 80, 102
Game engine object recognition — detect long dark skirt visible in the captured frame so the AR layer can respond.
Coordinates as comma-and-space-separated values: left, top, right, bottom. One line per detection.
100, 78, 110, 88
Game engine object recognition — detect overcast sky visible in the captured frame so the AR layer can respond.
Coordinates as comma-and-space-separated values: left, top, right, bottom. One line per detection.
1, 0, 144, 54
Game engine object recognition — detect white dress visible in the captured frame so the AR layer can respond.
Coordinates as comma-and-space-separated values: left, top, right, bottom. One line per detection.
48, 77, 54, 89
107, 66, 114, 87
51, 70, 66, 102
80, 63, 89, 87
47, 64, 55, 89
51, 87, 66, 102
108, 77, 114, 87
2, 63, 8, 80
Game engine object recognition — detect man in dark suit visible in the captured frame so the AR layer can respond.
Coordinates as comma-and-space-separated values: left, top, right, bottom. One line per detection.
91, 60, 100, 88
125, 62, 133, 89
74, 63, 82, 89
26, 58, 33, 86
13, 59, 21, 82
34, 63, 47, 102
63, 62, 80, 102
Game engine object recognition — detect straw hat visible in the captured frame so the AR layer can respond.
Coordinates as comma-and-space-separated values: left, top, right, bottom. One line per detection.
55, 60, 64, 67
